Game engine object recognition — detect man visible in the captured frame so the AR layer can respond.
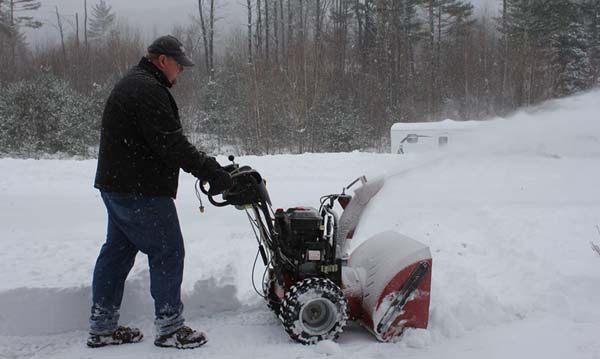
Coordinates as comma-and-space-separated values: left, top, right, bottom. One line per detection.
88, 35, 232, 349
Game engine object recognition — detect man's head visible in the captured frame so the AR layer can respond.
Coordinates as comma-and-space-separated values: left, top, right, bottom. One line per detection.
146, 35, 194, 85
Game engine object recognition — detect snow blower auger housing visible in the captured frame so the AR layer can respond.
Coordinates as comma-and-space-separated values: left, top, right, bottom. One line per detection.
199, 156, 432, 344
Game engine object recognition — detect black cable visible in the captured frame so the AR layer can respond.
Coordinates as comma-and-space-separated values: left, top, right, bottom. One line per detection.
245, 210, 263, 245
319, 194, 338, 212
251, 247, 267, 298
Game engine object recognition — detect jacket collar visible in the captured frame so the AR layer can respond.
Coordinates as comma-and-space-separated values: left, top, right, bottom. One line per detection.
138, 56, 172, 88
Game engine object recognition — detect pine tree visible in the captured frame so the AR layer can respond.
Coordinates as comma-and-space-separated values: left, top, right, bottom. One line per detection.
0, 0, 41, 84
554, 22, 593, 96
442, 0, 475, 117
0, 1, 43, 41
499, 0, 579, 105
530, 0, 578, 41
6, 0, 42, 29
443, 0, 474, 38
581, 0, 600, 83
88, 0, 115, 39
398, 0, 422, 82
501, 0, 535, 44
421, 0, 474, 119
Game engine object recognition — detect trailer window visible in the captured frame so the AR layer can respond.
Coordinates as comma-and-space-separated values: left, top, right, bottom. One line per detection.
406, 134, 418, 143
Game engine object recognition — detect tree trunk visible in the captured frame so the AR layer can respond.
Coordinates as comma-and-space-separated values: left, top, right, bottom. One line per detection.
9, 0, 16, 72
265, 0, 270, 62
55, 6, 68, 73
252, 63, 262, 152
273, 0, 279, 65
340, 0, 348, 80
390, 0, 399, 107
310, 0, 323, 151
436, 1, 442, 116
300, 0, 307, 153
354, 0, 364, 73
404, 1, 417, 96
198, 0, 210, 74
75, 12, 81, 89
209, 0, 215, 76
75, 13, 80, 50
247, 0, 252, 64
256, 0, 262, 57
280, 0, 285, 66
501, 0, 509, 111
84, 0, 88, 52
287, 0, 293, 68
428, 0, 435, 120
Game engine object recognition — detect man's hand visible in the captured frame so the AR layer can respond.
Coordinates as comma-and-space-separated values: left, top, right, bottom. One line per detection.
208, 169, 233, 196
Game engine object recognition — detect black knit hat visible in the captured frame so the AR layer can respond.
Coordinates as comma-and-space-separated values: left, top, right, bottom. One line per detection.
147, 35, 195, 67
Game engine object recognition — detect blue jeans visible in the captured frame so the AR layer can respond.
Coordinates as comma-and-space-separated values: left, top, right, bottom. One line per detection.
90, 191, 185, 336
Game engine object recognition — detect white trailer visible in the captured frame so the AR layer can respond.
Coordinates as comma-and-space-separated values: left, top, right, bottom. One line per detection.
390, 119, 479, 154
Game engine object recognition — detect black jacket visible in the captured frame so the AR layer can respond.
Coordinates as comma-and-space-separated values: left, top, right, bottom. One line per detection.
94, 57, 216, 198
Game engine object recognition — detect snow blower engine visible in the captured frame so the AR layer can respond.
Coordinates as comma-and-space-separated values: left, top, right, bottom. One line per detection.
198, 156, 432, 344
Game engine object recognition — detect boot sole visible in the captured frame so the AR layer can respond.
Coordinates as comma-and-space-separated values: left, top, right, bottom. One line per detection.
87, 334, 143, 348
154, 337, 207, 349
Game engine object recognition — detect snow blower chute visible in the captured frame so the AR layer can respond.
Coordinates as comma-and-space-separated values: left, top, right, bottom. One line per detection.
198, 156, 432, 344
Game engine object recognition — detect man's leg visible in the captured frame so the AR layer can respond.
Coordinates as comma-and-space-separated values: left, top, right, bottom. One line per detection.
140, 198, 207, 349
90, 196, 139, 335
105, 195, 185, 335
94, 193, 205, 348
135, 197, 185, 336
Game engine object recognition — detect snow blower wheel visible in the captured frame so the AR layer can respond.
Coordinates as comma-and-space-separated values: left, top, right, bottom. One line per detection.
279, 278, 348, 344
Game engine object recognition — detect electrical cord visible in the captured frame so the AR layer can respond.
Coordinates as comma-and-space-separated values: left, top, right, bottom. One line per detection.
194, 179, 205, 213
251, 247, 274, 299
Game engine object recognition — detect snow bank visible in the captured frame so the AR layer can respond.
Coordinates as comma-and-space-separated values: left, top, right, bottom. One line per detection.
0, 276, 243, 336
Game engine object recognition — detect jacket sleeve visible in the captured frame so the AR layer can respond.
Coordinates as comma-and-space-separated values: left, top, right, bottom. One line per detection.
131, 83, 219, 179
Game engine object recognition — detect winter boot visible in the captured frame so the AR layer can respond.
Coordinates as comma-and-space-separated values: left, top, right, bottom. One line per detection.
86, 326, 143, 348
154, 326, 207, 349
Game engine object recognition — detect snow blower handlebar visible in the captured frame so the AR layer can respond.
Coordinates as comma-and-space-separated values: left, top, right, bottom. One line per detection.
199, 155, 272, 208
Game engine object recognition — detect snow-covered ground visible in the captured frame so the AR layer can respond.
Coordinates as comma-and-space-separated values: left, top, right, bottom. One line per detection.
1, 90, 599, 358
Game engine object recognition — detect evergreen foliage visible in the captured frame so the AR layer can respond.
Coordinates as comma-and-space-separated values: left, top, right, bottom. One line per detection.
5, 0, 42, 29
310, 96, 370, 152
502, 0, 536, 42
581, 0, 600, 83
88, 0, 116, 39
199, 78, 241, 151
0, 76, 106, 157
553, 22, 593, 96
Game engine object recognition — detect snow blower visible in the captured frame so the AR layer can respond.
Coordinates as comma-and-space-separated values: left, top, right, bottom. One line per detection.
198, 156, 432, 344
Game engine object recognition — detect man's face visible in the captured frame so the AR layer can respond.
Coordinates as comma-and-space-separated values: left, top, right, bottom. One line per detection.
156, 54, 184, 85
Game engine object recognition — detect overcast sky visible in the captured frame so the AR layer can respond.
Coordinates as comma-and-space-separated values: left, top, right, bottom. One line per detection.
27, 0, 501, 46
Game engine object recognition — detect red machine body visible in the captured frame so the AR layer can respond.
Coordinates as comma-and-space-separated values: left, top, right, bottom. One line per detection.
342, 231, 432, 341
334, 177, 432, 341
